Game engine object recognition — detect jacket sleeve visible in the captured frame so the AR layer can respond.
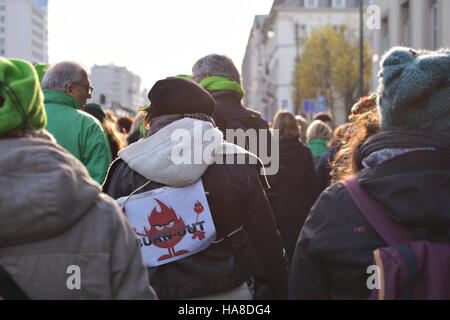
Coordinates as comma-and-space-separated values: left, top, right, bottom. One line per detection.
284, 147, 320, 259
315, 152, 330, 193
101, 194, 157, 300
244, 166, 288, 299
103, 160, 150, 199
288, 189, 335, 300
300, 147, 320, 218
81, 119, 112, 185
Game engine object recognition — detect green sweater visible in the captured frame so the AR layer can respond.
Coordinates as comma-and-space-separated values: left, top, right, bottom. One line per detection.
307, 139, 329, 159
44, 90, 112, 184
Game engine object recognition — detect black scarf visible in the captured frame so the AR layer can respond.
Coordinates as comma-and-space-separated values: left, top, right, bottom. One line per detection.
360, 131, 450, 160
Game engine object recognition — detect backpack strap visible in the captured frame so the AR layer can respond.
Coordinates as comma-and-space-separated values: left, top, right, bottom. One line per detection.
341, 176, 414, 245
0, 263, 30, 300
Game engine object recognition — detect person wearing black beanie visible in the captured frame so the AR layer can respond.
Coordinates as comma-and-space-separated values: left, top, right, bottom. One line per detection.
146, 77, 216, 119
103, 76, 288, 300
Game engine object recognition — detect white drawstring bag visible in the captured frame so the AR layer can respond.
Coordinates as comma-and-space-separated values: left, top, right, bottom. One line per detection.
117, 180, 216, 267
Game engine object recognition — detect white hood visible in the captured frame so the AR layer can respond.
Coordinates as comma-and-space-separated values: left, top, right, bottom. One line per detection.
119, 118, 253, 187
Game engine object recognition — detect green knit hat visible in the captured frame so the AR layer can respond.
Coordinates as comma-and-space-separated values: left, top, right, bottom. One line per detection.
0, 58, 47, 136
377, 47, 450, 131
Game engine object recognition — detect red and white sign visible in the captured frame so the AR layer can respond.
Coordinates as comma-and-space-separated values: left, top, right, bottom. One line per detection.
117, 180, 216, 267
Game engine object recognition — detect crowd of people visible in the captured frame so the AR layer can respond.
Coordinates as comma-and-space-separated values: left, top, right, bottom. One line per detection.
0, 46, 449, 300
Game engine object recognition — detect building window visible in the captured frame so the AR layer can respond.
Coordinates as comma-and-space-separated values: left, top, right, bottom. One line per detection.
32, 18, 43, 29
430, 0, 438, 50
304, 0, 319, 8
332, 0, 346, 8
32, 50, 43, 61
401, 1, 410, 46
32, 29, 42, 38
297, 24, 307, 42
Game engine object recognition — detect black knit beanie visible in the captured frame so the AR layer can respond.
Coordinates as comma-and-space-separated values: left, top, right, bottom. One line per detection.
147, 77, 216, 119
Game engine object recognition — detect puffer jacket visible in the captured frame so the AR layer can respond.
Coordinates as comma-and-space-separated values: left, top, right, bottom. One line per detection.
289, 131, 450, 300
0, 131, 156, 300
44, 90, 112, 184
103, 118, 288, 300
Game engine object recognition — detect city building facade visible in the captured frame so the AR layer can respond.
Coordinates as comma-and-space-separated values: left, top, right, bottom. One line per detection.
0, 0, 48, 63
370, 0, 450, 91
89, 64, 148, 115
242, 0, 362, 123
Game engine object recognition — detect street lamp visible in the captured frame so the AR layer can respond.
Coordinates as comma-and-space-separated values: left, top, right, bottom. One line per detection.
295, 22, 300, 115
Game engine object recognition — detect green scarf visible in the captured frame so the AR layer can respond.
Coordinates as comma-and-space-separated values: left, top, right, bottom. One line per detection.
0, 58, 47, 136
199, 76, 244, 98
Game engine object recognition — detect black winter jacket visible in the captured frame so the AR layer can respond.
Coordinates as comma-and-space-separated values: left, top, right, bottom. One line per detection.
210, 90, 269, 136
103, 157, 288, 300
268, 137, 319, 263
210, 91, 271, 166
209, 90, 275, 203
289, 131, 450, 300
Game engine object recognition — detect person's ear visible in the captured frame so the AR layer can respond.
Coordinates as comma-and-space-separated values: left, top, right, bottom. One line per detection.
198, 73, 211, 83
65, 83, 74, 97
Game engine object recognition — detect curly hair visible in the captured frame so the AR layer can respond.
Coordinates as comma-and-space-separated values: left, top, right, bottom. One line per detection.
331, 109, 381, 183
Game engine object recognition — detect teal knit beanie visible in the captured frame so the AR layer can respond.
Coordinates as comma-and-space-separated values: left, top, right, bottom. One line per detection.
377, 47, 450, 131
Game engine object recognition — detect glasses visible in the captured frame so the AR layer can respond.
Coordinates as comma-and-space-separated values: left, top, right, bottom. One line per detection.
72, 82, 93, 95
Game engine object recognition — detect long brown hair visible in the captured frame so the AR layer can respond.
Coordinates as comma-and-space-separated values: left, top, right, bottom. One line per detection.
273, 110, 300, 139
331, 109, 381, 183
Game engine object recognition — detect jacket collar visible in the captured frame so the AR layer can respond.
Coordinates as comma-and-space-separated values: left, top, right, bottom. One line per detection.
43, 90, 81, 110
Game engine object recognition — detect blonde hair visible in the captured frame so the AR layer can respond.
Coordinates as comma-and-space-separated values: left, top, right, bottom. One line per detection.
273, 110, 300, 139
306, 120, 332, 143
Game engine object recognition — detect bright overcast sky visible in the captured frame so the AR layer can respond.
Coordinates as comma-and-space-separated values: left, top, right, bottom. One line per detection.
48, 0, 274, 90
